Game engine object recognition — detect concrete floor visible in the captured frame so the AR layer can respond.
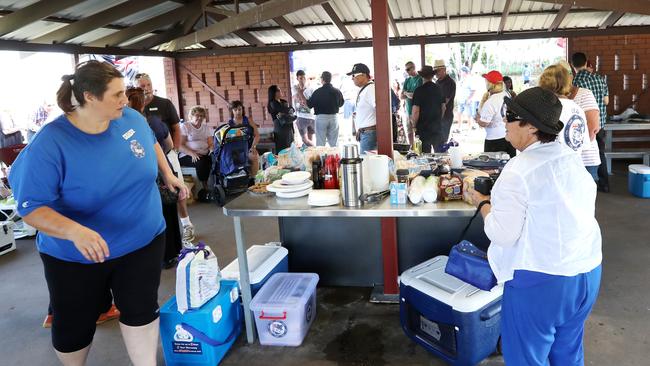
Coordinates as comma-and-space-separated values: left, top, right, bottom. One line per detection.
1, 162, 649, 366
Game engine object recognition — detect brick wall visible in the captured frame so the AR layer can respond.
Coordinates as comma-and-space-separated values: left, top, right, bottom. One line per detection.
163, 52, 290, 129
569, 34, 650, 115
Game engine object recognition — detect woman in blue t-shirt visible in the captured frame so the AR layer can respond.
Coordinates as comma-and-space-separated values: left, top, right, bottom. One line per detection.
9, 61, 187, 365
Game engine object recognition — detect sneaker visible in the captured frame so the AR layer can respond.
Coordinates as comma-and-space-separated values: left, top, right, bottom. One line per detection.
96, 304, 120, 325
182, 224, 195, 242
42, 314, 53, 328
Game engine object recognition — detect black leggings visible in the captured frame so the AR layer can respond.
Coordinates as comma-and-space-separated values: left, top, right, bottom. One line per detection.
41, 233, 165, 353
178, 154, 212, 182
162, 201, 182, 262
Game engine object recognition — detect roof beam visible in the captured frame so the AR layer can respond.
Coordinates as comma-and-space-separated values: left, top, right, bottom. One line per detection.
31, 0, 167, 44
387, 3, 400, 38
166, 0, 327, 50
0, 38, 174, 57
0, 0, 85, 37
204, 7, 238, 17
254, 0, 307, 43
532, 0, 650, 16
87, 1, 199, 47
599, 11, 625, 29
498, 0, 513, 34
548, 4, 571, 31
205, 13, 266, 47
322, 3, 353, 41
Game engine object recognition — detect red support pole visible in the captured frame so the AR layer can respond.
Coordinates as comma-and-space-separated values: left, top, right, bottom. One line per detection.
420, 37, 426, 68
371, 0, 399, 295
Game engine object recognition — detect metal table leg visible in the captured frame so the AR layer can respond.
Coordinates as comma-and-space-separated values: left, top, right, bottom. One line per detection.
233, 216, 255, 344
605, 130, 613, 175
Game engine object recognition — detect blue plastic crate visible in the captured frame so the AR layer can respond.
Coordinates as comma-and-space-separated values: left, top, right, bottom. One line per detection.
160, 280, 241, 366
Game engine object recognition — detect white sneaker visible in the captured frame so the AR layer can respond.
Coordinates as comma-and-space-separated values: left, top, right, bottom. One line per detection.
182, 224, 195, 243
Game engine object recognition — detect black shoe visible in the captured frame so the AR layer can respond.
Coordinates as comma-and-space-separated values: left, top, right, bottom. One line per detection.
162, 258, 178, 269
597, 184, 610, 193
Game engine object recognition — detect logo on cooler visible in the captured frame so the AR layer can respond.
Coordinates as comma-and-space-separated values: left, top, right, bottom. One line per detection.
173, 325, 193, 342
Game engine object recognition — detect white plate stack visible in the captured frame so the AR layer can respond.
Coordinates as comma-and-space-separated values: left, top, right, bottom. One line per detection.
267, 171, 313, 198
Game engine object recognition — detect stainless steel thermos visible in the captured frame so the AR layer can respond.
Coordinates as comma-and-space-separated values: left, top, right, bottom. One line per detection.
340, 144, 363, 207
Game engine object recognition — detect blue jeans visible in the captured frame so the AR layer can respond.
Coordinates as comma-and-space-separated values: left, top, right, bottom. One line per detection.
502, 265, 602, 366
315, 114, 339, 147
359, 129, 377, 154
586, 166, 599, 182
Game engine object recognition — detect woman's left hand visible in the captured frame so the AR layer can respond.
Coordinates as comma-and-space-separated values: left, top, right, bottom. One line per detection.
163, 174, 189, 201
469, 187, 490, 207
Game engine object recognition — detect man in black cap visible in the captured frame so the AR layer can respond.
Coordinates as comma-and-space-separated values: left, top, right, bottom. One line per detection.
411, 65, 444, 153
347, 63, 376, 153
470, 87, 602, 366
305, 71, 344, 146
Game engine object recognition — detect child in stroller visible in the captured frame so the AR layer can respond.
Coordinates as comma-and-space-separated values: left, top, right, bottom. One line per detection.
212, 101, 260, 205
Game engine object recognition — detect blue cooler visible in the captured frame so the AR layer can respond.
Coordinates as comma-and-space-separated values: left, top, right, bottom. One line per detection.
160, 280, 242, 366
628, 164, 650, 198
221, 243, 288, 297
399, 256, 503, 366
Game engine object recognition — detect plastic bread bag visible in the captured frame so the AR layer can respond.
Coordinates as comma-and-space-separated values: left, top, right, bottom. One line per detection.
176, 242, 221, 314
408, 176, 426, 205
422, 176, 439, 203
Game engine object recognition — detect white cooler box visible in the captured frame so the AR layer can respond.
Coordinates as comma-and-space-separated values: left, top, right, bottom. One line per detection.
0, 221, 16, 256
221, 243, 288, 297
399, 256, 503, 366
249, 272, 319, 346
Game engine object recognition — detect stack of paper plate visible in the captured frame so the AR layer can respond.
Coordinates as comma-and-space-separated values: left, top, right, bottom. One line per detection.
307, 189, 340, 206
267, 171, 313, 198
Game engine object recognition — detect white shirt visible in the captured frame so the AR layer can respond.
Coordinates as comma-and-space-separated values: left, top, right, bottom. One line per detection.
573, 88, 601, 167
485, 141, 602, 284
558, 98, 590, 157
354, 82, 376, 130
180, 122, 212, 156
479, 91, 507, 140
293, 84, 314, 119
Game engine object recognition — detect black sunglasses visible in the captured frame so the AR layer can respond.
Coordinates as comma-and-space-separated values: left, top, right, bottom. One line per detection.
506, 109, 523, 123
134, 73, 149, 79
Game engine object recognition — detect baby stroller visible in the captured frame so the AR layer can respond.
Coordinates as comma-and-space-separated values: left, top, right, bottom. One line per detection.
212, 123, 251, 206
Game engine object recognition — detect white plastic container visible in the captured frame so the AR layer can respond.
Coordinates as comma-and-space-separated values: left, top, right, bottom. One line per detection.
249, 272, 319, 346
221, 244, 289, 297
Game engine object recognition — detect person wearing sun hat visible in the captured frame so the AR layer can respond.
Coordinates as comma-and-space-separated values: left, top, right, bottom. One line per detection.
476, 70, 516, 157
411, 65, 444, 152
433, 59, 456, 145
470, 87, 602, 366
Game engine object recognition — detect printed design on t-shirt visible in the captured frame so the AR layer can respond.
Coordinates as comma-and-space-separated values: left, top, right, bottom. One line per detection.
130, 140, 146, 158
564, 113, 586, 151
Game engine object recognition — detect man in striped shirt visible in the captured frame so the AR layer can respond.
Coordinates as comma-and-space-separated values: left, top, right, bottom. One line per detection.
572, 52, 610, 192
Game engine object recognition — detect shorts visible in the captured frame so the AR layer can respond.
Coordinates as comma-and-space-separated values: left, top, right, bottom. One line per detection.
296, 117, 315, 136
41, 233, 165, 353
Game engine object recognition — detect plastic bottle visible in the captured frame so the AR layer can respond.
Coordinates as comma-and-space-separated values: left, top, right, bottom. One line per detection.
413, 136, 422, 155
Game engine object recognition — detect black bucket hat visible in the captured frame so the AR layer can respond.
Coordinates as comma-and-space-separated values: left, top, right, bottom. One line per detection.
504, 87, 564, 135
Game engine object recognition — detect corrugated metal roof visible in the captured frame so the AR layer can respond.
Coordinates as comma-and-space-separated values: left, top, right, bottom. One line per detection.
1, 0, 650, 53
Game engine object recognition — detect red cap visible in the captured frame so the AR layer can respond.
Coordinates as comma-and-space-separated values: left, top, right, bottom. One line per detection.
482, 70, 503, 84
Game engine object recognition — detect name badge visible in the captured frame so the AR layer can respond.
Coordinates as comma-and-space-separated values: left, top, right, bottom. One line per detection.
122, 129, 135, 140
149, 107, 158, 111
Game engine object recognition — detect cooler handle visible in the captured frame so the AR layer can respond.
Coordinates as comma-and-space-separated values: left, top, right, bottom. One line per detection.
259, 311, 286, 320
180, 321, 241, 347
480, 302, 502, 321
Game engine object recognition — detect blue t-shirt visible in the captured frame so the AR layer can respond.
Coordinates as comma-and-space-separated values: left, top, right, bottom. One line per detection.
9, 107, 165, 263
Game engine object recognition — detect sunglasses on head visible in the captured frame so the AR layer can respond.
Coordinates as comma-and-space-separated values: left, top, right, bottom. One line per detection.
134, 73, 149, 79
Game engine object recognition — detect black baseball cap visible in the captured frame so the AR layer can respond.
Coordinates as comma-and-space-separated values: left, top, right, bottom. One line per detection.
504, 87, 564, 135
346, 63, 371, 76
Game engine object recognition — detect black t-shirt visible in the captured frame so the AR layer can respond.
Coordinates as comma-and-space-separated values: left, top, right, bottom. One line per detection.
307, 83, 344, 115
437, 76, 456, 121
144, 95, 180, 130
412, 81, 444, 134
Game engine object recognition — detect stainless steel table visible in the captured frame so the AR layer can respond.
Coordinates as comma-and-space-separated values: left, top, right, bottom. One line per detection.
223, 193, 477, 343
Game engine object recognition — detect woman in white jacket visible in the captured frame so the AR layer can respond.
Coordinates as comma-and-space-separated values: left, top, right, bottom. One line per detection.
471, 87, 602, 366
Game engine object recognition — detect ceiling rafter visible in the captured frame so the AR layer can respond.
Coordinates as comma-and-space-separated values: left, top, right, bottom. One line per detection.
254, 0, 307, 43
548, 4, 572, 32
32, 0, 168, 44
387, 3, 400, 38
533, 0, 650, 16
322, 2, 353, 41
599, 11, 625, 29
0, 0, 85, 37
498, 0, 513, 34
206, 13, 266, 47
